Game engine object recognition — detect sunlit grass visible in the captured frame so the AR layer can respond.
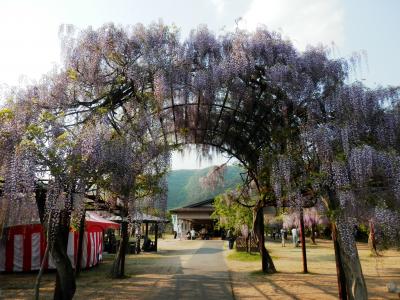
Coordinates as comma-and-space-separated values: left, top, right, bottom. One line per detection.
229, 239, 400, 299
227, 249, 261, 262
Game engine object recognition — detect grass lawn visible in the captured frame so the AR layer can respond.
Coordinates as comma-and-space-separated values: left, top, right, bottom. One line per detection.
227, 249, 261, 262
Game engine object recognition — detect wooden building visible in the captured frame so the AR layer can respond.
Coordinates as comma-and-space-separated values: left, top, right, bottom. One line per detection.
170, 199, 218, 237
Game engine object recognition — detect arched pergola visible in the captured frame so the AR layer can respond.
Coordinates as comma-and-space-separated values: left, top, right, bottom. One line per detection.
143, 56, 304, 275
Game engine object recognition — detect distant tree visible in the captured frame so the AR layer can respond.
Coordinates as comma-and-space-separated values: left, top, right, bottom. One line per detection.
212, 188, 253, 234
283, 206, 329, 244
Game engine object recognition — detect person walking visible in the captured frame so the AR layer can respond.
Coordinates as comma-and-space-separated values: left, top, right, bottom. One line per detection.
280, 228, 286, 247
226, 229, 235, 249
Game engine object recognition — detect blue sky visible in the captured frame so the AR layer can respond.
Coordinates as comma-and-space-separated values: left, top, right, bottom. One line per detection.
0, 0, 399, 169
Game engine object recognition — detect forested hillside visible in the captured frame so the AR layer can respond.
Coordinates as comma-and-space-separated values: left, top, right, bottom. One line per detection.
167, 165, 243, 209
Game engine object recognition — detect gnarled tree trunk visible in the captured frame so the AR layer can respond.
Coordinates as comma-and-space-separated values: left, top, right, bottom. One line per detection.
52, 209, 76, 300
326, 188, 368, 300
331, 221, 367, 300
253, 206, 276, 273
110, 207, 129, 278
34, 186, 76, 300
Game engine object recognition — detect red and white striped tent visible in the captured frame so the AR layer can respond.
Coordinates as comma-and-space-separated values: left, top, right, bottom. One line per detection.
0, 212, 120, 272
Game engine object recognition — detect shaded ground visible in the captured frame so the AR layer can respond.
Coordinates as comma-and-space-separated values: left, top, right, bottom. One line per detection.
0, 240, 232, 300
0, 238, 399, 299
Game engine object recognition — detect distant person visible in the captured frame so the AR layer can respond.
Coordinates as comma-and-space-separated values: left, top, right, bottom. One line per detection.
190, 228, 196, 240
226, 229, 231, 240
227, 229, 235, 249
291, 227, 298, 247
280, 228, 286, 247
142, 236, 153, 251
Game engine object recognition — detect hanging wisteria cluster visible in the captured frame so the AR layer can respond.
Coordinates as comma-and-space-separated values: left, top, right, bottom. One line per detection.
0, 148, 38, 228
303, 83, 400, 251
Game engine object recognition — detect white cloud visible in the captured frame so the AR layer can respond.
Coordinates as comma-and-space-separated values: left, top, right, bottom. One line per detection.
240, 0, 344, 50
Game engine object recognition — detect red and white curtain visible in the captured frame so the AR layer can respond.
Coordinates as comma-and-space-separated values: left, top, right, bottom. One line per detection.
0, 224, 103, 272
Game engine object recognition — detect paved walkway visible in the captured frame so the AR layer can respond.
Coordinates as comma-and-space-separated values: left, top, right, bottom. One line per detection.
148, 239, 233, 300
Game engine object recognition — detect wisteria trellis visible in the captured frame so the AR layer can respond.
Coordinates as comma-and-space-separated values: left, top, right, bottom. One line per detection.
0, 22, 399, 299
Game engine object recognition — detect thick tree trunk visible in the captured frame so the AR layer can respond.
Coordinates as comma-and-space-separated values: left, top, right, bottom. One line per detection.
110, 219, 128, 278
299, 208, 308, 273
110, 239, 122, 276
52, 210, 76, 300
326, 188, 368, 300
332, 222, 349, 300
35, 187, 76, 300
253, 207, 276, 273
331, 221, 368, 299
35, 186, 76, 300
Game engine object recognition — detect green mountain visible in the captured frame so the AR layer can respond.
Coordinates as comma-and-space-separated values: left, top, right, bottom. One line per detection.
167, 165, 244, 210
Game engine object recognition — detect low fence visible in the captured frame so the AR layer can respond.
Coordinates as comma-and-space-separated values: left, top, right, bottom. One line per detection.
235, 236, 258, 252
